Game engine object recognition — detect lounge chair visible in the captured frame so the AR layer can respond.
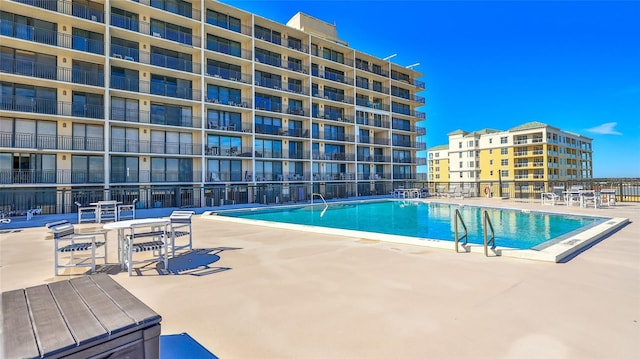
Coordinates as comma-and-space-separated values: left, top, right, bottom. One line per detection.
436, 186, 446, 198
541, 192, 559, 205
600, 188, 616, 206
580, 190, 600, 208
446, 186, 457, 198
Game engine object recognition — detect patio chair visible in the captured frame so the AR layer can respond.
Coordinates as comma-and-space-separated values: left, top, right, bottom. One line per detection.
600, 189, 616, 206
75, 201, 97, 224
436, 186, 446, 198
446, 186, 457, 198
580, 190, 600, 208
117, 199, 139, 221
541, 192, 559, 205
124, 221, 169, 276
169, 211, 195, 257
47, 220, 107, 276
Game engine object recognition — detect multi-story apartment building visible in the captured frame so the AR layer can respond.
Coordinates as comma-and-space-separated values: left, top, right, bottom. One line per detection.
0, 0, 425, 214
428, 122, 593, 197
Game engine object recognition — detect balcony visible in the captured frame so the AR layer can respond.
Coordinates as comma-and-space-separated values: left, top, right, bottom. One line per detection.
14, 0, 105, 23
355, 61, 389, 77
0, 169, 106, 185
311, 69, 354, 85
1, 97, 104, 119
111, 106, 202, 129
141, 0, 201, 21
207, 41, 251, 60
312, 152, 356, 161
355, 98, 388, 111
151, 170, 201, 183
1, 60, 105, 87
0, 132, 105, 151
149, 82, 200, 101
146, 52, 201, 74
356, 117, 390, 129
205, 96, 251, 109
206, 67, 252, 84
1, 24, 104, 54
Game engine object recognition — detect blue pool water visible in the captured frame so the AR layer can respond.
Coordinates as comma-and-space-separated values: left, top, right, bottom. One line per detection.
216, 200, 608, 250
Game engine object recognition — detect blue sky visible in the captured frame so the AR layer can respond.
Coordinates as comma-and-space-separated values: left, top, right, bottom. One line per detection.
221, 0, 640, 178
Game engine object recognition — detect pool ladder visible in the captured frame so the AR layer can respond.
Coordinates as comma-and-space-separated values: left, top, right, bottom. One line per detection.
454, 209, 496, 256
311, 193, 328, 217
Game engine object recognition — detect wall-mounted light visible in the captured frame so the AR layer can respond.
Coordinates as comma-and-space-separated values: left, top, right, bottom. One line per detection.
63, 90, 67, 96
143, 72, 146, 78
143, 157, 147, 162
62, 155, 66, 160
62, 123, 67, 128
63, 25, 67, 31
143, 129, 147, 134
143, 101, 147, 105
63, 58, 67, 63
143, 44, 147, 49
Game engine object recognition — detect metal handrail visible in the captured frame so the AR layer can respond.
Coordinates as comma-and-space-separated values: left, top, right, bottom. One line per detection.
311, 193, 328, 217
483, 210, 496, 256
454, 209, 468, 252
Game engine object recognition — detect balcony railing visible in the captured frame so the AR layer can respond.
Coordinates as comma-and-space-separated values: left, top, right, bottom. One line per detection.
0, 169, 104, 185
205, 96, 251, 108
313, 112, 355, 124
207, 41, 251, 60
311, 69, 354, 85
355, 98, 388, 110
1, 97, 105, 119
1, 24, 104, 54
206, 67, 252, 84
110, 106, 201, 128
0, 132, 105, 151
1, 60, 105, 86
145, 51, 201, 74
138, 0, 201, 21
13, 0, 105, 23
355, 61, 389, 77
312, 152, 356, 161
110, 139, 202, 155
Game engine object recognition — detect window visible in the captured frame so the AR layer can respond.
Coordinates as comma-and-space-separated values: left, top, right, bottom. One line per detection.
459, 162, 463, 168
207, 59, 241, 80
356, 76, 369, 89
489, 159, 493, 165
372, 80, 383, 93
151, 0, 192, 18
391, 86, 410, 99
0, 12, 57, 45
150, 19, 192, 45
3, 118, 56, 149
207, 84, 241, 106
111, 97, 139, 122
255, 116, 282, 135
501, 159, 509, 166
207, 159, 241, 181
206, 134, 241, 157
255, 138, 282, 158
150, 103, 192, 127
111, 156, 139, 183
255, 70, 281, 90
150, 130, 193, 154
324, 67, 344, 83
287, 56, 302, 72
255, 48, 281, 67
359, 129, 370, 144
206, 9, 240, 32
151, 157, 192, 182
73, 123, 103, 151
72, 28, 104, 54
392, 118, 411, 131
501, 148, 508, 155
255, 25, 281, 45
322, 48, 344, 64
500, 136, 508, 144
111, 126, 139, 152
255, 161, 283, 181
110, 66, 138, 91
72, 60, 104, 86
207, 34, 241, 57
0, 47, 56, 80
468, 161, 475, 167
111, 36, 139, 61
111, 8, 138, 31
324, 125, 345, 142
151, 46, 192, 72
287, 36, 302, 51
206, 109, 241, 130
255, 93, 282, 112
72, 91, 103, 119
1, 82, 56, 114
151, 74, 192, 99
501, 170, 509, 177
458, 142, 462, 149
71, 155, 103, 183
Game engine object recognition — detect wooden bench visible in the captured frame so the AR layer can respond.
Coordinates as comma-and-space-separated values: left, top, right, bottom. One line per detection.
1, 274, 162, 358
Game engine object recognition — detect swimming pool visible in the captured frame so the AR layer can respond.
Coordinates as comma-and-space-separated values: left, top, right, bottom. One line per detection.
214, 201, 603, 249
207, 200, 628, 262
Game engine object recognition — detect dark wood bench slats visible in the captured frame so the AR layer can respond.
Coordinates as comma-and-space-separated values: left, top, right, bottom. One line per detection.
1, 290, 40, 359
90, 274, 161, 326
48, 280, 109, 346
25, 284, 77, 357
70, 276, 136, 335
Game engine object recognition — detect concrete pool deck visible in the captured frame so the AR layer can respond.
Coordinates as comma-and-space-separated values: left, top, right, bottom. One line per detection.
1, 198, 638, 358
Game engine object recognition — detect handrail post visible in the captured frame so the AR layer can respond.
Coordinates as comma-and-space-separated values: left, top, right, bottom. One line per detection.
483, 210, 496, 257
454, 209, 468, 253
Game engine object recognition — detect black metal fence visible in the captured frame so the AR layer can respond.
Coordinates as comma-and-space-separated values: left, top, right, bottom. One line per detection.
0, 179, 638, 217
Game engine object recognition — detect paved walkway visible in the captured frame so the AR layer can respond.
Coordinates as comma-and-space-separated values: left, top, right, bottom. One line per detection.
1, 198, 638, 358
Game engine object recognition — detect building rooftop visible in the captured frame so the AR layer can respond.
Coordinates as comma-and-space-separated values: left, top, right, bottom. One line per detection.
428, 144, 449, 151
